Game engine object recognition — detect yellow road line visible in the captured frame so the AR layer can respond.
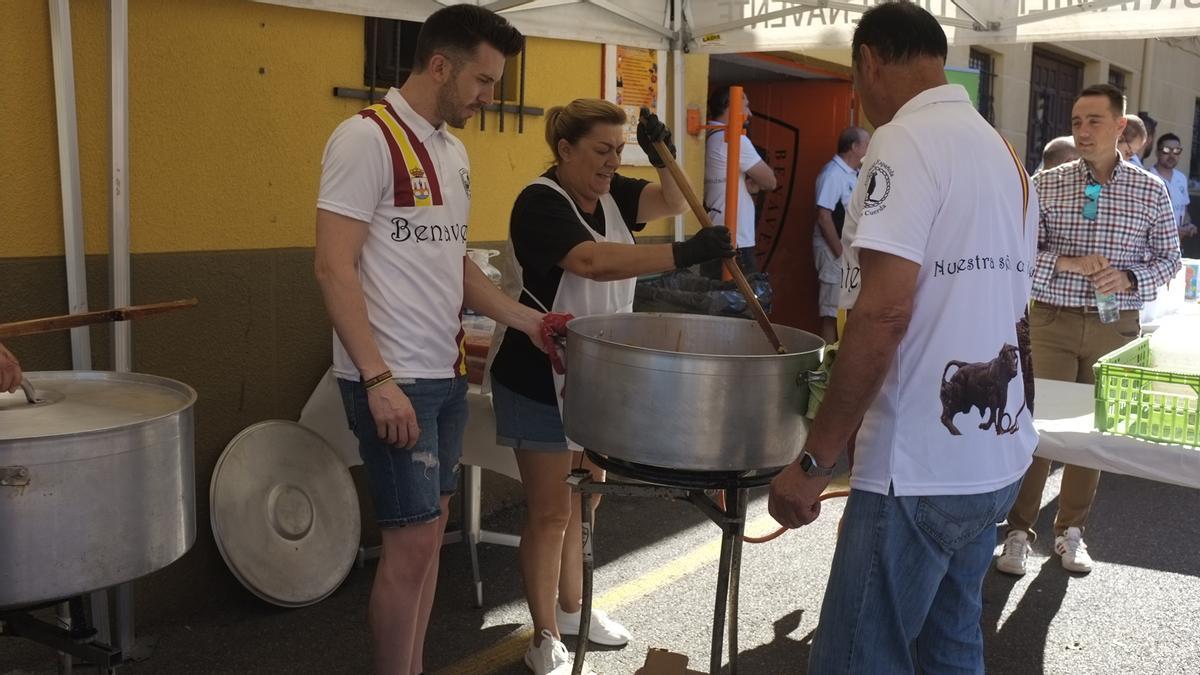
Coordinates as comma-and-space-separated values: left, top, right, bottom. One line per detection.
437, 480, 851, 675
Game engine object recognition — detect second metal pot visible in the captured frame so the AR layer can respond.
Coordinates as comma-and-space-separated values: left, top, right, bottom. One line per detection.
562, 313, 824, 472
0, 371, 197, 609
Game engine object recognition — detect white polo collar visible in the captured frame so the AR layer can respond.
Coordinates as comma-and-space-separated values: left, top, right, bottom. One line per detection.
831, 154, 857, 176
385, 88, 446, 144
893, 84, 972, 121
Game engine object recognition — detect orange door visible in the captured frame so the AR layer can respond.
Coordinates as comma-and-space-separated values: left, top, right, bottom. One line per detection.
741, 79, 854, 333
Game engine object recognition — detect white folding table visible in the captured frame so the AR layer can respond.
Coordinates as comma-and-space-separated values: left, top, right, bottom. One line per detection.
1032, 378, 1200, 490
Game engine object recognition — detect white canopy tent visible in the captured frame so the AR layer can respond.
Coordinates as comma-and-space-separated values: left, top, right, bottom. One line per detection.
255, 0, 1200, 52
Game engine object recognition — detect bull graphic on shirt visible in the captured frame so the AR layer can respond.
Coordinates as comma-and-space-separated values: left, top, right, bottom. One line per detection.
939, 332, 1029, 437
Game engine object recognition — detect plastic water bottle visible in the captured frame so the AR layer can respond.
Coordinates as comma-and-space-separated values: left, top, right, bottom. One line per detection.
1095, 290, 1120, 324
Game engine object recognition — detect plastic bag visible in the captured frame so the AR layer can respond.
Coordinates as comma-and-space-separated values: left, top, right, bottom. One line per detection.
633, 270, 774, 318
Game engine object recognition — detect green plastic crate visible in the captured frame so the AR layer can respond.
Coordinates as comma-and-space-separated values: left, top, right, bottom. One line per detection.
1093, 336, 1200, 447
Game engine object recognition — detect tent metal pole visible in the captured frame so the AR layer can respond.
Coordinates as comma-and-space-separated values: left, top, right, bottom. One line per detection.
480, 0, 544, 12
494, 0, 578, 12
583, 0, 675, 39
111, 0, 132, 374
947, 0, 993, 30
48, 0, 92, 371
671, 1, 684, 242
109, 0, 139, 659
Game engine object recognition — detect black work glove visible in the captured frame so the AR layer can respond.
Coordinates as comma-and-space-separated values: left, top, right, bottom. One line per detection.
673, 227, 735, 269
637, 106, 676, 169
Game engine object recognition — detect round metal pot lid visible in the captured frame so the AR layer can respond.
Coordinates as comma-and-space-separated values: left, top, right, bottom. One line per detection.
0, 371, 196, 442
210, 420, 361, 608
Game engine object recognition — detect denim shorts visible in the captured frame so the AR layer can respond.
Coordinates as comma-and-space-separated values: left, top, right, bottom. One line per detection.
337, 376, 468, 527
490, 377, 569, 452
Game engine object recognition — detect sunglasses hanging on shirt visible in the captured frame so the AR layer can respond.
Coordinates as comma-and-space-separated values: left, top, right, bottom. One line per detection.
1083, 183, 1102, 221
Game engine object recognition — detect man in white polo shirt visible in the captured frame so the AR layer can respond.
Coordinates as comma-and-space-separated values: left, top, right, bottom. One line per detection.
1151, 132, 1195, 236
769, 3, 1038, 672
704, 87, 778, 273
314, 6, 549, 674
813, 126, 869, 344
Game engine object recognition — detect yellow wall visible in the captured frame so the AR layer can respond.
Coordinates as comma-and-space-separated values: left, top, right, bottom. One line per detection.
1, 0, 709, 257
1, 0, 363, 257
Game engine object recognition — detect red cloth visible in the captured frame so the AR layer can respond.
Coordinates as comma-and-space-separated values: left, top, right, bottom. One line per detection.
540, 312, 574, 375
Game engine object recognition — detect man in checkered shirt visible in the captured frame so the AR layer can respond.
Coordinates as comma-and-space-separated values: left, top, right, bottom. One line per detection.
996, 83, 1181, 578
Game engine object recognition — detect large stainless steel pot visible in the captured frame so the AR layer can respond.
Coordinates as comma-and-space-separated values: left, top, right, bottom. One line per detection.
0, 371, 197, 609
563, 313, 824, 472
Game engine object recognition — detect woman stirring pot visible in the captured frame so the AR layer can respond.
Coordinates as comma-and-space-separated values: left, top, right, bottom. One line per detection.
489, 99, 734, 675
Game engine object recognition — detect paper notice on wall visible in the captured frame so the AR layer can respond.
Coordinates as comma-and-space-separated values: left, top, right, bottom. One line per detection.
604, 45, 666, 167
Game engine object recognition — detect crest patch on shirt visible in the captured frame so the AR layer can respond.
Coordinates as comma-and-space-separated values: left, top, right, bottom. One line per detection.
410, 166, 432, 202
459, 168, 471, 199
863, 161, 895, 216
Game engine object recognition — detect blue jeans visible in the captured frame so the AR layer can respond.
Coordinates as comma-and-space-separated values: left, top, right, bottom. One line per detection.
337, 376, 468, 527
809, 480, 1021, 675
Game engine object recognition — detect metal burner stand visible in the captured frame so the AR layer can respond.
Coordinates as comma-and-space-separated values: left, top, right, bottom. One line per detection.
567, 450, 780, 675
1, 596, 121, 674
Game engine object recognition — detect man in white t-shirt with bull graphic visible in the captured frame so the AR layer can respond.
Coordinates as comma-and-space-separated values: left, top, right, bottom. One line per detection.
769, 3, 1038, 672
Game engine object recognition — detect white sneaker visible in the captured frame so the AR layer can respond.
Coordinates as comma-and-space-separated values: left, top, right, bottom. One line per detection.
996, 530, 1030, 576
1055, 527, 1094, 574
557, 605, 632, 647
525, 629, 590, 675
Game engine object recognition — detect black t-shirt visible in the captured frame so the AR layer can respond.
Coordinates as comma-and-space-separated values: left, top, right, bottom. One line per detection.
490, 168, 649, 404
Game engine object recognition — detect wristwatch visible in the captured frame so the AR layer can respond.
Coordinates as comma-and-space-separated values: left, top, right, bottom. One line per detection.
1125, 270, 1138, 291
798, 451, 835, 478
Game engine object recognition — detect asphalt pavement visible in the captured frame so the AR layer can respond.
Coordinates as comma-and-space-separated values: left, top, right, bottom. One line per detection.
3, 466, 1198, 674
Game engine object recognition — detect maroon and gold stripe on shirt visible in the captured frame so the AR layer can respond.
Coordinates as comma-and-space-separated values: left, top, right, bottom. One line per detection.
358, 101, 444, 208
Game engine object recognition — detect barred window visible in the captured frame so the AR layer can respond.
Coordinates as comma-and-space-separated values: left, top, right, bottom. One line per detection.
969, 48, 996, 126
364, 18, 421, 90
1109, 68, 1127, 93
363, 17, 519, 101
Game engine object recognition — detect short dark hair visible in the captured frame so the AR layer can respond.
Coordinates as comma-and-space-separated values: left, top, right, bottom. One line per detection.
707, 87, 732, 120
851, 1, 947, 68
413, 4, 524, 72
837, 127, 864, 154
1077, 84, 1125, 118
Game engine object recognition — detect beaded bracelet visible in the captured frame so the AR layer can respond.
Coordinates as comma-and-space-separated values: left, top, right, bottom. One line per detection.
363, 370, 393, 391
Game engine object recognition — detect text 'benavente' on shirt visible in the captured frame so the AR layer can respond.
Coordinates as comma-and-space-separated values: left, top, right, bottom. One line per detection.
318, 88, 472, 381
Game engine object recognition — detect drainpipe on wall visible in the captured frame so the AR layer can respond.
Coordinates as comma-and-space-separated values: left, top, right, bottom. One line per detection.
1139, 38, 1155, 117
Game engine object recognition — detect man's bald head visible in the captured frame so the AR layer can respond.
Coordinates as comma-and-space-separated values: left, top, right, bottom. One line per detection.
1122, 114, 1147, 142
1042, 136, 1079, 170
1120, 114, 1148, 160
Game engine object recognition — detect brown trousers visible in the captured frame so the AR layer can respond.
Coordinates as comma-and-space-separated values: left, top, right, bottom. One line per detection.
1006, 302, 1140, 540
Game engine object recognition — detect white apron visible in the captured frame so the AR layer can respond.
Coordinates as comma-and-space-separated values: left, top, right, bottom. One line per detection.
516, 176, 637, 449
